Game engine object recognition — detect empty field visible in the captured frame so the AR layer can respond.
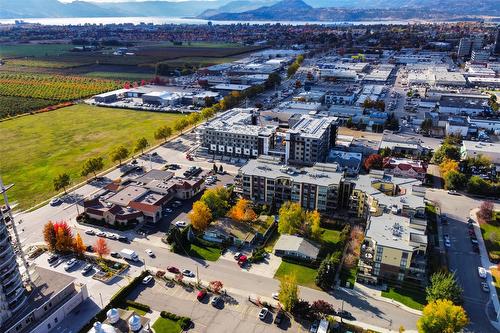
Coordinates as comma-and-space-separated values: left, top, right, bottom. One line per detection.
0, 104, 186, 209
0, 43, 73, 58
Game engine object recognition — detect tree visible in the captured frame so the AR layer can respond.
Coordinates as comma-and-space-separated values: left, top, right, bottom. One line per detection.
364, 154, 383, 171
426, 271, 463, 305
94, 238, 110, 259
81, 157, 104, 178
310, 300, 334, 318
53, 173, 71, 194
417, 299, 468, 333
110, 145, 129, 165
209, 280, 223, 294
188, 200, 212, 231
154, 125, 172, 142
306, 210, 321, 240
379, 147, 392, 158
467, 175, 491, 195
315, 253, 339, 290
54, 221, 74, 252
201, 107, 216, 120
291, 299, 311, 319
134, 137, 149, 155
187, 112, 201, 126
278, 202, 304, 235
43, 221, 57, 251
227, 198, 257, 222
420, 118, 433, 134
444, 170, 467, 190
278, 274, 299, 312
73, 232, 86, 257
478, 201, 494, 222
439, 159, 459, 178
200, 187, 230, 219
433, 144, 461, 164
173, 118, 189, 133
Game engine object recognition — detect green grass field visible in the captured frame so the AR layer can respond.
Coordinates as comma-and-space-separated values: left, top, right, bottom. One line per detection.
480, 212, 500, 262
152, 317, 181, 333
0, 104, 186, 209
0, 43, 73, 58
381, 287, 426, 310
189, 244, 221, 262
274, 261, 319, 290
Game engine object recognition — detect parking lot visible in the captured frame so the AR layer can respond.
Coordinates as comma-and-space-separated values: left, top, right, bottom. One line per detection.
129, 278, 309, 333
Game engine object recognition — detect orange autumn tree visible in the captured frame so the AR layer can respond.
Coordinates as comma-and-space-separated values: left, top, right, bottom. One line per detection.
53, 221, 74, 252
227, 198, 257, 222
94, 238, 110, 259
188, 200, 212, 231
73, 232, 86, 257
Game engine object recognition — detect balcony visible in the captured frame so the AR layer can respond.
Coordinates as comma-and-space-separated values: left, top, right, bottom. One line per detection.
0, 261, 17, 279
0, 252, 15, 270
1, 270, 20, 287
3, 277, 23, 295
7, 285, 26, 304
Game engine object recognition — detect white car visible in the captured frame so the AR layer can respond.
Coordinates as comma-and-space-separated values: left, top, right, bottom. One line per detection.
107, 233, 118, 240
142, 275, 153, 285
85, 229, 95, 236
145, 249, 154, 257
164, 208, 172, 213
175, 221, 187, 228
97, 231, 106, 237
272, 293, 279, 300
49, 198, 62, 206
478, 267, 487, 279
64, 259, 78, 271
182, 269, 195, 277
258, 307, 269, 320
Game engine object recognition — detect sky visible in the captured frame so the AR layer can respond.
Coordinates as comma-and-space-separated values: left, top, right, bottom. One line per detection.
60, 0, 220, 2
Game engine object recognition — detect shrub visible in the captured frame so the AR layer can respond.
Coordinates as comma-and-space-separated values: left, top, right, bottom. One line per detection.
125, 300, 150, 312
160, 311, 192, 329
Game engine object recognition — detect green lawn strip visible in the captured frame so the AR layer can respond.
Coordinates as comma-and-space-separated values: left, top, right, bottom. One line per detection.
264, 229, 280, 253
0, 104, 186, 209
491, 268, 500, 303
126, 305, 147, 316
480, 219, 500, 262
274, 261, 319, 290
152, 317, 182, 333
381, 287, 426, 310
189, 244, 221, 262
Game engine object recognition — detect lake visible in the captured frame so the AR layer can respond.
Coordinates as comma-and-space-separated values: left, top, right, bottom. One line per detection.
0, 16, 427, 26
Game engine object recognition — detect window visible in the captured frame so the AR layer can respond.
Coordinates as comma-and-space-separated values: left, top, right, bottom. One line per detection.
397, 272, 404, 281
400, 252, 408, 268
375, 247, 383, 262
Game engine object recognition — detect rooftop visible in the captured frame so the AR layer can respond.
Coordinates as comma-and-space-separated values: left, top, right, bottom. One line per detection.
366, 214, 427, 252
288, 114, 337, 139
107, 185, 148, 207
274, 235, 320, 259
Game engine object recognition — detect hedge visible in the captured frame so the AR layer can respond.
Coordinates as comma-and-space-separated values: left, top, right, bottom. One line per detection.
125, 300, 150, 312
281, 256, 320, 269
160, 311, 192, 330
78, 271, 150, 333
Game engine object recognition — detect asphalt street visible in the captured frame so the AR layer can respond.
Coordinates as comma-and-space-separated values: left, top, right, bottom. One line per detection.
426, 189, 500, 333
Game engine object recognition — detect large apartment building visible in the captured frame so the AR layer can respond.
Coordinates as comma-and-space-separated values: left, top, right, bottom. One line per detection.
238, 156, 346, 213
0, 184, 28, 329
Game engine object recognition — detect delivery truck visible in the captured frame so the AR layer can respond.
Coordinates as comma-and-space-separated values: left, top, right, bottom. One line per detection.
120, 248, 139, 262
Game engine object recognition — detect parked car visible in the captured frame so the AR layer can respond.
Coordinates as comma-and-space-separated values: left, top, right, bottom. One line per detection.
47, 254, 59, 264
197, 290, 207, 301
82, 264, 93, 275
272, 292, 279, 300
86, 245, 94, 252
175, 221, 187, 228
211, 296, 222, 307
234, 252, 242, 260
481, 281, 490, 293
478, 267, 487, 279
258, 307, 269, 320
97, 231, 106, 237
274, 310, 285, 325
447, 190, 459, 195
110, 252, 121, 259
182, 269, 195, 277
145, 249, 155, 257
164, 208, 173, 213
107, 233, 118, 240
336, 309, 354, 320
471, 237, 478, 245
172, 201, 182, 208
118, 236, 129, 243
85, 229, 95, 236
309, 320, 319, 333
142, 275, 153, 285
167, 266, 180, 274
49, 198, 62, 206
64, 258, 78, 271
473, 244, 480, 253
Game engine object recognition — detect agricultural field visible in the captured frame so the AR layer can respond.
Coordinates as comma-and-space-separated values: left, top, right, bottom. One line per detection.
0, 104, 186, 209
0, 96, 55, 119
0, 43, 73, 58
5, 58, 93, 68
158, 57, 239, 68
0, 73, 122, 117
83, 71, 155, 81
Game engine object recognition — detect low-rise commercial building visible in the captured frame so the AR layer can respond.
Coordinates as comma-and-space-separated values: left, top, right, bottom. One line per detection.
461, 141, 500, 165
383, 157, 427, 181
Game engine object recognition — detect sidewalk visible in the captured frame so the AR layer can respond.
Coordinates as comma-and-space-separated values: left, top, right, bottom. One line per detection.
470, 208, 500, 330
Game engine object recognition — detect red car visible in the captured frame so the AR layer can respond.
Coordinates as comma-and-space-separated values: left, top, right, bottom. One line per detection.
197, 290, 207, 301
167, 266, 180, 274
238, 255, 248, 267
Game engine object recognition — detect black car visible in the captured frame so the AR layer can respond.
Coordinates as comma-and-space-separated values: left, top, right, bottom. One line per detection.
110, 252, 121, 258
118, 236, 129, 243
473, 244, 480, 253
47, 254, 59, 264
274, 311, 285, 325
86, 245, 94, 252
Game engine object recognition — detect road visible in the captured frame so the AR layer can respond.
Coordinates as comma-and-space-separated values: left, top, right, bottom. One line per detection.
426, 189, 499, 333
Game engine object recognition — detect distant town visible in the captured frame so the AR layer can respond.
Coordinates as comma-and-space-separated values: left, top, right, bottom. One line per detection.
0, 18, 499, 333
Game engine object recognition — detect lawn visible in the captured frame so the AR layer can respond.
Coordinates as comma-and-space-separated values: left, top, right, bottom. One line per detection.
274, 261, 319, 290
152, 317, 181, 333
126, 305, 147, 316
491, 268, 500, 302
381, 286, 426, 311
189, 243, 221, 262
480, 212, 500, 262
0, 104, 186, 209
0, 43, 73, 58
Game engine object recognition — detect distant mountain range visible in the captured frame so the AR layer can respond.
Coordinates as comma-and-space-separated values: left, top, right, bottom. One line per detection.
0, 0, 499, 20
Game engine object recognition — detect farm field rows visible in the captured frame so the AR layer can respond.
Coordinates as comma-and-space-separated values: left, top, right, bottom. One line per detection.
0, 43, 73, 58
0, 104, 186, 209
83, 71, 155, 80
0, 96, 55, 119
